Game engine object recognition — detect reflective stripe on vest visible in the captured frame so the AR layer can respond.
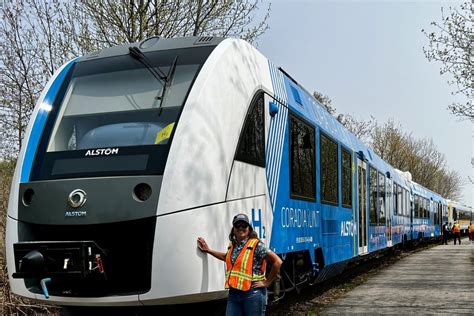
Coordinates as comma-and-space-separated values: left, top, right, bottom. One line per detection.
452, 224, 460, 233
225, 238, 266, 291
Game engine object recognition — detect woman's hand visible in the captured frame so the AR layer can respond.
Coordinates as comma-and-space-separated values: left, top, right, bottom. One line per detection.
250, 280, 269, 288
197, 237, 209, 253
197, 237, 226, 261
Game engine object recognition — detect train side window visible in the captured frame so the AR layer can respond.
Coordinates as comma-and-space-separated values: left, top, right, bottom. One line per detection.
422, 198, 426, 218
419, 196, 423, 218
369, 167, 377, 225
235, 93, 265, 167
401, 189, 405, 216
438, 203, 442, 223
393, 183, 397, 215
320, 132, 339, 205
398, 185, 402, 216
425, 199, 429, 218
403, 189, 408, 217
289, 114, 316, 201
378, 172, 386, 224
406, 189, 410, 217
427, 200, 430, 219
414, 195, 419, 218
341, 148, 352, 208
423, 198, 426, 218
426, 200, 428, 219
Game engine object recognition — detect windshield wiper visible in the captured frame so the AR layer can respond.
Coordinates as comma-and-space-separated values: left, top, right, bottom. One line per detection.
158, 56, 178, 116
128, 46, 178, 116
129, 46, 167, 85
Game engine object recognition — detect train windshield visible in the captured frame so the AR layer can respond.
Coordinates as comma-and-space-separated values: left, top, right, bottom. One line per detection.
30, 46, 214, 180
49, 57, 196, 151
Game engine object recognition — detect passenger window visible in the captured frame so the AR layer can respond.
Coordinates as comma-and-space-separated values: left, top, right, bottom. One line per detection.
405, 189, 409, 217
422, 197, 425, 218
378, 172, 386, 224
369, 167, 377, 225
414, 195, 419, 218
320, 132, 339, 205
423, 199, 430, 218
397, 185, 402, 216
393, 183, 398, 215
235, 93, 265, 167
341, 148, 352, 208
289, 114, 316, 201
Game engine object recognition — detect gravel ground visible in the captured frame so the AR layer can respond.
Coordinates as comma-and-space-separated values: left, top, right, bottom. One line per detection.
267, 241, 439, 315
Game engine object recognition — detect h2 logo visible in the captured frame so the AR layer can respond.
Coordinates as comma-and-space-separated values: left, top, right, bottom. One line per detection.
252, 208, 266, 239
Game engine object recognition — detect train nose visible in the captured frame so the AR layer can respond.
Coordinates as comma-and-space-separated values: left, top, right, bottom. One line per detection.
19, 250, 45, 274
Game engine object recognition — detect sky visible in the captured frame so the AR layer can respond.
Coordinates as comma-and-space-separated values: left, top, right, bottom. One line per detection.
255, 0, 472, 206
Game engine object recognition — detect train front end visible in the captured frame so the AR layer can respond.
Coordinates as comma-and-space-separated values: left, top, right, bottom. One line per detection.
5, 37, 221, 305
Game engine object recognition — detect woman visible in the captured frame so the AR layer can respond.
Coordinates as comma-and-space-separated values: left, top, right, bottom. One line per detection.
197, 213, 282, 316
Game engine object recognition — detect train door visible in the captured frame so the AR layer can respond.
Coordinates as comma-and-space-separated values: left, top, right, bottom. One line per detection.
386, 178, 393, 247
357, 159, 368, 254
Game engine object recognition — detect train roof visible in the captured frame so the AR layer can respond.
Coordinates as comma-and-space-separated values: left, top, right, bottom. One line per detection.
410, 181, 446, 203
78, 36, 225, 62
446, 200, 474, 212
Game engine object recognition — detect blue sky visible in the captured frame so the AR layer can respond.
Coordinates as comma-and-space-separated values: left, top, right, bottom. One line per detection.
256, 0, 472, 205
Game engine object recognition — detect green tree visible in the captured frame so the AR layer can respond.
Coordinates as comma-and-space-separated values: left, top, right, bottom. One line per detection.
371, 120, 461, 199
422, 1, 472, 120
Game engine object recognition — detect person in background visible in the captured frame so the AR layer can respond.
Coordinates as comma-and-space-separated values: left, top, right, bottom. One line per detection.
441, 222, 450, 245
197, 213, 282, 316
468, 222, 474, 243
451, 221, 461, 245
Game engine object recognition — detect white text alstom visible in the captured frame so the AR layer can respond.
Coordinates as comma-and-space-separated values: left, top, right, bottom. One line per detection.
85, 148, 119, 156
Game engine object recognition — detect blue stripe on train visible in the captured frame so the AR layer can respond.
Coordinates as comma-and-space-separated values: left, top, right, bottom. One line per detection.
266, 61, 288, 211
20, 60, 76, 183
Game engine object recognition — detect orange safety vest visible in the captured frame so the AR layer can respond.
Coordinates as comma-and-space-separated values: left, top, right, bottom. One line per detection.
225, 238, 266, 291
452, 223, 460, 233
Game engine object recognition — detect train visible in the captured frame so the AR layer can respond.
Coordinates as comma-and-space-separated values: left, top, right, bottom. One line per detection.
5, 36, 473, 307
447, 200, 473, 234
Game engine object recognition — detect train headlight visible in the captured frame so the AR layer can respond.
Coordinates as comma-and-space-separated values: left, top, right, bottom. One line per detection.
133, 183, 152, 202
22, 188, 35, 206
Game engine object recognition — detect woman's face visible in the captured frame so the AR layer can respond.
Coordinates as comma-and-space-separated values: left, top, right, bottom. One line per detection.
233, 221, 249, 241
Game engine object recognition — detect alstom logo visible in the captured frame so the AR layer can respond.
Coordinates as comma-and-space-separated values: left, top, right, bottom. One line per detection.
85, 148, 119, 156
65, 211, 87, 217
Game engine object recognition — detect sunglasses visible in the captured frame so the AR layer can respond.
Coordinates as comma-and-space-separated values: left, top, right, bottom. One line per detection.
233, 222, 249, 229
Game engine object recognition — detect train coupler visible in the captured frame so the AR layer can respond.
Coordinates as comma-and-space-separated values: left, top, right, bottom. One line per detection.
12, 241, 107, 280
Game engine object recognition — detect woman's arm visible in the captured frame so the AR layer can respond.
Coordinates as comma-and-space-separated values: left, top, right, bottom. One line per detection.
251, 250, 283, 288
262, 250, 283, 287
197, 237, 226, 261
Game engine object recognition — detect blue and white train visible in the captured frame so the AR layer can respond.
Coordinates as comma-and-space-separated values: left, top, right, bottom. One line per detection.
5, 36, 469, 306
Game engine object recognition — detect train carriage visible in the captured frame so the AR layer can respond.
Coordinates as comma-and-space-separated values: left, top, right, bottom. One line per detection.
447, 200, 473, 233
5, 36, 459, 307
410, 181, 446, 240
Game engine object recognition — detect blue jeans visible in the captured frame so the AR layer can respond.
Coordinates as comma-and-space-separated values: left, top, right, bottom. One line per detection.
226, 287, 267, 316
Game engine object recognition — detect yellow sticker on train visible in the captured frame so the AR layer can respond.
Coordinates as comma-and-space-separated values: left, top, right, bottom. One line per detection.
155, 122, 175, 144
